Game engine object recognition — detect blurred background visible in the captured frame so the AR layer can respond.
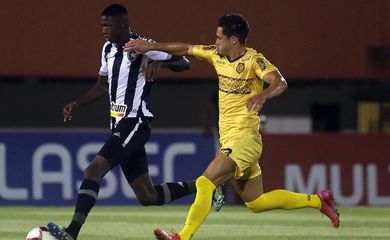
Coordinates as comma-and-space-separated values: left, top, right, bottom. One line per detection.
0, 0, 389, 206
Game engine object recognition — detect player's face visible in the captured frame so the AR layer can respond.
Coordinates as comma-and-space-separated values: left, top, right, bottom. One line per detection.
215, 27, 233, 56
101, 16, 124, 43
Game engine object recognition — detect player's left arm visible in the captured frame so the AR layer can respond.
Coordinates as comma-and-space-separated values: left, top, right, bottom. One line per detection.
261, 70, 288, 98
142, 56, 190, 81
139, 46, 191, 81
159, 56, 190, 72
246, 71, 288, 111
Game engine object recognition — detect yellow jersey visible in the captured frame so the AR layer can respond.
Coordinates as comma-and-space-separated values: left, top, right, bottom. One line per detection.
192, 45, 278, 146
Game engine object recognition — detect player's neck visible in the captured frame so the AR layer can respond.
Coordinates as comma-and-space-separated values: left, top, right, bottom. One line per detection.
227, 46, 247, 62
116, 31, 131, 48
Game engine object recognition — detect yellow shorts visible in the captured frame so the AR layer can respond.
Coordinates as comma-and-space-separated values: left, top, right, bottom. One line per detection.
219, 132, 263, 180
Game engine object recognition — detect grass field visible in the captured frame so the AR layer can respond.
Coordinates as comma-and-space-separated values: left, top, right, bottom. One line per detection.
2, 205, 390, 240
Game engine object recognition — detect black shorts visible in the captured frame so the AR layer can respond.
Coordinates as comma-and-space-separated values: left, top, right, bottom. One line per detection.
98, 117, 151, 182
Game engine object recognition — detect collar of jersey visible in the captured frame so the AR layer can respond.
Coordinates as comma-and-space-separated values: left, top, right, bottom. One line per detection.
226, 49, 248, 63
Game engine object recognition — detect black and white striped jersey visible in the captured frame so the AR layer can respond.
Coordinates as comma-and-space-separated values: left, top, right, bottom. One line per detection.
99, 31, 171, 129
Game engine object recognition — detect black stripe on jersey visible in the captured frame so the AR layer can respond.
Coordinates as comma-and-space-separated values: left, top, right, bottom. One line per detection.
104, 43, 112, 62
137, 80, 153, 117
124, 55, 142, 116
110, 48, 124, 127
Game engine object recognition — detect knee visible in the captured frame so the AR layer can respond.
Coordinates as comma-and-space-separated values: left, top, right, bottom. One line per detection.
84, 165, 99, 181
137, 193, 159, 206
195, 176, 215, 192
83, 157, 109, 181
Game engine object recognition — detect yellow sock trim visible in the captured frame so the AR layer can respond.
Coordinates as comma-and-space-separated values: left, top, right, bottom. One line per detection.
245, 189, 321, 213
179, 176, 216, 240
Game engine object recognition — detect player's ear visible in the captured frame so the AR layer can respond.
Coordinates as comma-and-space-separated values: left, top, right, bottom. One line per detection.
231, 36, 238, 45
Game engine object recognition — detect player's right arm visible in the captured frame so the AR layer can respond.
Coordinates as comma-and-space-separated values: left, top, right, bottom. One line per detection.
124, 40, 195, 57
63, 75, 108, 122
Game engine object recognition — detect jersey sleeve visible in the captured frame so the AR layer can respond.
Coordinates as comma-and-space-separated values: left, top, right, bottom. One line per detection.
134, 32, 172, 61
144, 51, 172, 61
192, 45, 217, 64
99, 42, 109, 76
252, 54, 278, 79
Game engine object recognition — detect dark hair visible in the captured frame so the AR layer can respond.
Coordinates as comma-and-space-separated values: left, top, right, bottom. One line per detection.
101, 4, 128, 18
217, 14, 249, 45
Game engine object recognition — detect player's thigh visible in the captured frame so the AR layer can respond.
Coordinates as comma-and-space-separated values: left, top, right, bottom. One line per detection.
99, 117, 151, 167
121, 147, 156, 198
229, 174, 263, 202
202, 153, 236, 186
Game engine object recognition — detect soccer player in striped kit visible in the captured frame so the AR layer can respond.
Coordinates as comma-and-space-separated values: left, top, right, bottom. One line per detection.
47, 4, 223, 240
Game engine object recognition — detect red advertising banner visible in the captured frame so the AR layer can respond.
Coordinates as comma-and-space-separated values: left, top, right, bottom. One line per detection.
257, 134, 390, 206
1, 1, 388, 79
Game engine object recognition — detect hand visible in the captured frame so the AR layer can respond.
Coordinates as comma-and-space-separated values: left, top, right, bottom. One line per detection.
143, 61, 162, 82
246, 94, 266, 112
123, 40, 150, 54
63, 101, 78, 122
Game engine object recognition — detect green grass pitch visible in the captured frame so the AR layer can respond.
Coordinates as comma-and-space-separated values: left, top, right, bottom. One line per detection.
2, 206, 390, 239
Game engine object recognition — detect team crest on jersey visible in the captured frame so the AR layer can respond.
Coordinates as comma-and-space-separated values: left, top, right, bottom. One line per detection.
236, 63, 245, 73
256, 58, 267, 71
220, 148, 233, 156
110, 102, 127, 118
127, 51, 137, 62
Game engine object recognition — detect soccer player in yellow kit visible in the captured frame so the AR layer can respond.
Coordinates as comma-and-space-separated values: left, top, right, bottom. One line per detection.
125, 14, 340, 240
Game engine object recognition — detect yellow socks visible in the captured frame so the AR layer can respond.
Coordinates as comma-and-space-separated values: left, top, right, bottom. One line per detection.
179, 176, 216, 240
178, 184, 320, 239
245, 189, 321, 213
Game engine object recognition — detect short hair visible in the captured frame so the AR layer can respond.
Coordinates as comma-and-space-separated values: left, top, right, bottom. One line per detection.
217, 14, 249, 45
101, 4, 128, 18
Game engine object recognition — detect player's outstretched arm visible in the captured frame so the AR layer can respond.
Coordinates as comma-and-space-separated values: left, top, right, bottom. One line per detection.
246, 71, 287, 111
63, 75, 108, 122
124, 40, 194, 56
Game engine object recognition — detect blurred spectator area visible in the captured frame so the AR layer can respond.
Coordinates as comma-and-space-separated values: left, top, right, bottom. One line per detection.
0, 0, 389, 79
1, 77, 389, 133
